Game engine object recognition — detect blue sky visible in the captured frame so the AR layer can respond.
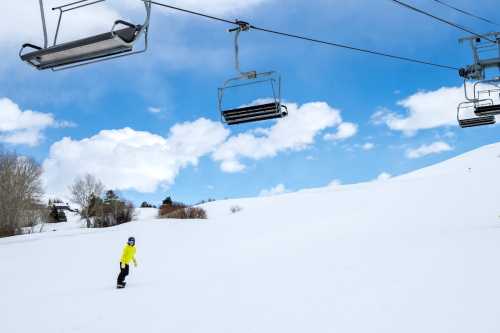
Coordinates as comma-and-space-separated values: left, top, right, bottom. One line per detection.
0, 0, 499, 206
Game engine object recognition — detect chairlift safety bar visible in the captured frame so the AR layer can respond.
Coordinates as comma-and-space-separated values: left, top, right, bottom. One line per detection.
52, 0, 106, 12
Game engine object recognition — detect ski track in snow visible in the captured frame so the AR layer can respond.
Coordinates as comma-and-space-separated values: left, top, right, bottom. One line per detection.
1, 143, 500, 332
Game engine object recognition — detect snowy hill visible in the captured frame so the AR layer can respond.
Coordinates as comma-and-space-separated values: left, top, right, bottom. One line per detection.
1, 143, 500, 333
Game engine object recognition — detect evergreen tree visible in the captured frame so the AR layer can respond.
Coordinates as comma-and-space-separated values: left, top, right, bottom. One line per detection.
162, 196, 173, 206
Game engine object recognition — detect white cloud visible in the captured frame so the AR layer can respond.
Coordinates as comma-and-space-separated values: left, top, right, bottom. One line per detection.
362, 142, 375, 150
43, 119, 229, 196
220, 160, 246, 173
121, 0, 268, 15
53, 120, 78, 129
42, 100, 358, 194
324, 122, 358, 141
259, 184, 287, 197
406, 141, 453, 159
184, 0, 267, 13
148, 107, 162, 114
376, 172, 392, 181
442, 131, 456, 139
0, 97, 55, 146
0, 130, 43, 147
328, 179, 342, 187
372, 86, 465, 135
213, 102, 350, 172
0, 98, 54, 132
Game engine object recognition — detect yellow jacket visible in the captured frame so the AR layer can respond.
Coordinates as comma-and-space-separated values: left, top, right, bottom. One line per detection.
120, 244, 137, 266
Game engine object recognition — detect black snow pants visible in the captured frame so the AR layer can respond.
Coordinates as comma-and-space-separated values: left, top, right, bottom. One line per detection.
117, 263, 129, 285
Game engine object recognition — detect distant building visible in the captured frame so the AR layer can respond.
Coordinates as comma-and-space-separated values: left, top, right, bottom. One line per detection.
53, 202, 71, 211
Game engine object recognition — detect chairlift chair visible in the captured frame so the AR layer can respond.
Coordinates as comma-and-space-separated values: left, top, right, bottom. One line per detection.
458, 32, 500, 123
457, 101, 496, 128
218, 21, 288, 126
459, 77, 500, 118
472, 79, 500, 116
20, 0, 152, 71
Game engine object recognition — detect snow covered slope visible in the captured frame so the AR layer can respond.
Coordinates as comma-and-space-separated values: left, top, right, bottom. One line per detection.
1, 143, 500, 333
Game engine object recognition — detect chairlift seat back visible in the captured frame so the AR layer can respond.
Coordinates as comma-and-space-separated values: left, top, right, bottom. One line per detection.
458, 115, 496, 128
21, 25, 141, 70
475, 104, 500, 116
222, 102, 288, 125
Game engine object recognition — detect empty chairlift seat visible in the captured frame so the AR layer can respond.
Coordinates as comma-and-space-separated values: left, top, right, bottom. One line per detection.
458, 115, 496, 128
218, 22, 289, 126
457, 100, 496, 128
20, 0, 152, 70
20, 22, 142, 70
218, 71, 288, 126
222, 102, 288, 125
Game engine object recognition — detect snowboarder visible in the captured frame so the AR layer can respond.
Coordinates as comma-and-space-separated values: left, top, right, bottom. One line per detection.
117, 237, 138, 289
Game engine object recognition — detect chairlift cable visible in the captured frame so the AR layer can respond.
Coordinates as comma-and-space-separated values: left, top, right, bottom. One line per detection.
430, 0, 500, 28
146, 0, 460, 71
389, 0, 497, 43
148, 1, 235, 25
249, 25, 459, 70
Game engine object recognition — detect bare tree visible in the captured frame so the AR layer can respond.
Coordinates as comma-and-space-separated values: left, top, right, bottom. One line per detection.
0, 150, 44, 237
69, 174, 104, 228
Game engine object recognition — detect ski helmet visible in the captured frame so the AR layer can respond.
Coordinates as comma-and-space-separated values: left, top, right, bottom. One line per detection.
128, 237, 135, 245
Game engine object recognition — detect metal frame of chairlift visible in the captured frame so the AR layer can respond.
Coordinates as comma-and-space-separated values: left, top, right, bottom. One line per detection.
19, 0, 152, 71
218, 21, 288, 126
457, 32, 500, 126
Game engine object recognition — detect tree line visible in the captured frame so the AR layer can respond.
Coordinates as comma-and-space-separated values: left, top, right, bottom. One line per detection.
0, 148, 211, 238
0, 149, 134, 238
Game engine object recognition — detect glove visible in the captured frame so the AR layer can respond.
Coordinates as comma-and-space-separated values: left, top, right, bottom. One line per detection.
134, 260, 138, 268
120, 263, 125, 269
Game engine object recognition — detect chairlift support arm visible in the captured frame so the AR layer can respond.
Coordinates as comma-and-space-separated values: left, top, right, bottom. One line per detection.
459, 32, 500, 80
38, 0, 48, 48
229, 20, 256, 79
